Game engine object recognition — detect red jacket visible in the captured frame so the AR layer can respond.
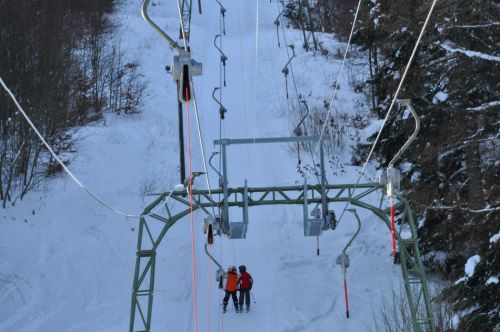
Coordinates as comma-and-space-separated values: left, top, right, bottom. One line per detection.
238, 272, 253, 290
226, 271, 238, 291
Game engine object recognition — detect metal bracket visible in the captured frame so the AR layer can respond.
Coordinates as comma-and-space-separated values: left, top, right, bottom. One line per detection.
293, 99, 310, 136
172, 50, 202, 102
212, 87, 227, 119
380, 100, 419, 197
228, 180, 249, 239
141, 0, 182, 51
303, 180, 323, 236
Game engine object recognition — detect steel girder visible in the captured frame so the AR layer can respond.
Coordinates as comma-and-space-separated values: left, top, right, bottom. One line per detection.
178, 0, 192, 40
129, 183, 435, 332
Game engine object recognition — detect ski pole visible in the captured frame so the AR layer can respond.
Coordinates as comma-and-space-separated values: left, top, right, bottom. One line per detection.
250, 290, 256, 304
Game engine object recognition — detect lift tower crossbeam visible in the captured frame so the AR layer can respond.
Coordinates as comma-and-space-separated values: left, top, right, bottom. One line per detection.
214, 136, 328, 236
129, 183, 435, 332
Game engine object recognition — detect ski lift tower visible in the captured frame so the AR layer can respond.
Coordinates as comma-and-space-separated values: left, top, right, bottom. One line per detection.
214, 135, 334, 238
298, 0, 318, 51
179, 0, 193, 40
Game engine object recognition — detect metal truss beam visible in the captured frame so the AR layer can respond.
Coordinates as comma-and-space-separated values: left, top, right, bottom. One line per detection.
129, 183, 435, 332
179, 0, 192, 40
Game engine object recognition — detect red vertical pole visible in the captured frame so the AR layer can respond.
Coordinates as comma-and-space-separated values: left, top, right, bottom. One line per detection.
343, 271, 350, 318
390, 196, 396, 257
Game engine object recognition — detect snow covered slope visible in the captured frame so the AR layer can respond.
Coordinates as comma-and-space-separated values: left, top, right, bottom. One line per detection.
1, 1, 404, 331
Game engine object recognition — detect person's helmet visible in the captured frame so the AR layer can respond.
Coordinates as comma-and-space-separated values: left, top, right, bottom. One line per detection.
238, 265, 246, 273
228, 266, 236, 272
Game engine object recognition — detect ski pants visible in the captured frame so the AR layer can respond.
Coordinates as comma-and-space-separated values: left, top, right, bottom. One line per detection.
223, 291, 238, 309
239, 289, 251, 308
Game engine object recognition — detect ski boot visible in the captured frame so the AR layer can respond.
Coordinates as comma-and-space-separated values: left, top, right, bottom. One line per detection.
223, 304, 227, 313
246, 305, 250, 313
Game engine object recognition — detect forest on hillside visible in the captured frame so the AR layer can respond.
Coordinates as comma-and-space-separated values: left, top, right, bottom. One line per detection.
0, 0, 145, 208
286, 0, 499, 330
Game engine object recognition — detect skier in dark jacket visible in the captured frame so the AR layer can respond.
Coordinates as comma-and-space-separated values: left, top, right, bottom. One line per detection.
238, 265, 253, 312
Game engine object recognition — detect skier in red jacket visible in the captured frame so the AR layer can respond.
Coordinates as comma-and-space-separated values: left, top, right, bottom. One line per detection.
223, 266, 239, 313
237, 265, 253, 313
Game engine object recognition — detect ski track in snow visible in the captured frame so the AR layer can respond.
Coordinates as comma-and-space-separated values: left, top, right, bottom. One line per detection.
1, 1, 406, 331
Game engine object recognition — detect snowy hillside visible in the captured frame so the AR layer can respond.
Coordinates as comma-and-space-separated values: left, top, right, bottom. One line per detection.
1, 1, 406, 331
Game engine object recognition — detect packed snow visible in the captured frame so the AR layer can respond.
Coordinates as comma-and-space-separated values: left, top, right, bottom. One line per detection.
1, 1, 413, 331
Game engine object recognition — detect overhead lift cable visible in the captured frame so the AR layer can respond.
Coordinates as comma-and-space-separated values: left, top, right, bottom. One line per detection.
176, 3, 222, 330
184, 86, 199, 332
313, 0, 362, 155
0, 0, 204, 220
214, 0, 227, 35
333, 0, 438, 230
275, 1, 321, 186
0, 76, 147, 219
273, 1, 285, 47
214, 35, 228, 87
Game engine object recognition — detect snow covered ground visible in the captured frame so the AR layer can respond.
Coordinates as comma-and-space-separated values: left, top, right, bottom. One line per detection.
1, 1, 405, 331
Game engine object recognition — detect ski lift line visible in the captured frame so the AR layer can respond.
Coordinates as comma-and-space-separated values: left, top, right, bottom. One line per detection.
275, 1, 321, 185
218, 228, 224, 332
185, 87, 199, 332
208, 265, 212, 332
273, 1, 285, 47
313, 0, 362, 156
334, 0, 438, 228
275, 1, 305, 117
191, 86, 217, 217
214, 0, 226, 35
215, 1, 225, 214
206, 245, 211, 332
253, 0, 260, 141
141, 0, 183, 51
0, 76, 149, 219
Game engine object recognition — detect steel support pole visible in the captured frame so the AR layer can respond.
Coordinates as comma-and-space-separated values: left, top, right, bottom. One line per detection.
305, 0, 318, 51
221, 143, 229, 233
320, 140, 327, 219
177, 82, 186, 184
